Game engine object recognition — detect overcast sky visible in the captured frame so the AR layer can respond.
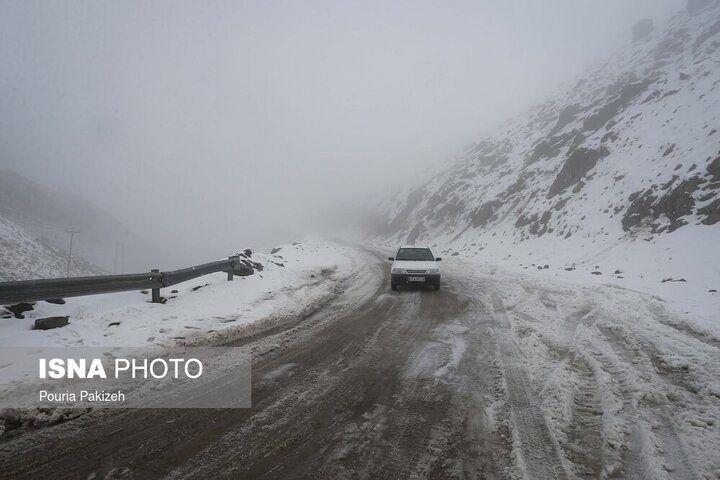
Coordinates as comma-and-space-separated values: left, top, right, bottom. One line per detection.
0, 0, 683, 264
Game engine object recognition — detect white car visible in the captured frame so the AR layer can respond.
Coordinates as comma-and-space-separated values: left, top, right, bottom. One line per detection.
388, 246, 442, 291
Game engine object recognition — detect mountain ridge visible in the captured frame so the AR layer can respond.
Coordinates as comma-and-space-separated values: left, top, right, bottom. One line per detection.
369, 1, 720, 328
373, 1, 720, 251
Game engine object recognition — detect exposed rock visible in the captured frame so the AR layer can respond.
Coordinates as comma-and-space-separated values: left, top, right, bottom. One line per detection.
553, 198, 569, 211
33, 316, 69, 330
632, 19, 654, 42
236, 250, 263, 275
583, 80, 653, 132
548, 147, 610, 197
406, 223, 424, 244
550, 104, 582, 134
623, 178, 702, 232
655, 179, 701, 231
527, 130, 584, 164
515, 213, 537, 229
504, 177, 528, 197
44, 298, 66, 305
471, 200, 502, 228
233, 262, 255, 277
4, 302, 34, 319
371, 2, 720, 251
528, 210, 552, 236
388, 187, 426, 232
431, 198, 466, 226
699, 198, 720, 225
708, 155, 720, 181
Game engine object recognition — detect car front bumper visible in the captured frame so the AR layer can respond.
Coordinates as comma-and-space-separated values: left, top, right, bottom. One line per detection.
391, 273, 441, 286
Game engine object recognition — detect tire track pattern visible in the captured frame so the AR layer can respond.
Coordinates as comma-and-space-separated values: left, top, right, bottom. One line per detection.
489, 293, 568, 480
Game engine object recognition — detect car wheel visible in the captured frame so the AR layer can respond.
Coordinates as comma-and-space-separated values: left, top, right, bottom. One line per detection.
391, 283, 397, 291
434, 284, 440, 291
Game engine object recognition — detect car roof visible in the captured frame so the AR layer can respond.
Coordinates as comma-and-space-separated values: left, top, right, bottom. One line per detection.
397, 246, 432, 250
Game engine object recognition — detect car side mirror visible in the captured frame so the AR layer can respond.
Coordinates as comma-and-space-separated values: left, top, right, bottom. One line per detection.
388, 257, 394, 261
435, 257, 442, 261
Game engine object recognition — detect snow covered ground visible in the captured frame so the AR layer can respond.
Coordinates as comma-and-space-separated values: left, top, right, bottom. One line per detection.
2, 243, 718, 477
445, 257, 720, 479
0, 239, 364, 348
419, 222, 720, 337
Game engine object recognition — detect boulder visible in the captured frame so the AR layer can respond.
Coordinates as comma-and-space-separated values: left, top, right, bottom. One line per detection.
233, 263, 255, 277
33, 316, 69, 330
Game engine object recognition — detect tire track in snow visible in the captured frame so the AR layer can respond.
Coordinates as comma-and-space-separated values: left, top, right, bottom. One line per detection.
487, 292, 569, 480
594, 325, 701, 480
561, 352, 605, 478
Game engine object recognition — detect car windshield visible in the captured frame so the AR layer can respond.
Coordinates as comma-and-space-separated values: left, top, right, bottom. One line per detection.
396, 248, 434, 261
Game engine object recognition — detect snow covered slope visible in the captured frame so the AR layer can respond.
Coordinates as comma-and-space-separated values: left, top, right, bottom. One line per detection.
373, 2, 720, 328
0, 215, 104, 281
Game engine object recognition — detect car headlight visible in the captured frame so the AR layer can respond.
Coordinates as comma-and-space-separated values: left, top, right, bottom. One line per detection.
391, 268, 405, 274
427, 268, 439, 274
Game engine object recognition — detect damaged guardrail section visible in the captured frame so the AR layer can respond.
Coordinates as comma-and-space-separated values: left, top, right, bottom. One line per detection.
0, 255, 254, 306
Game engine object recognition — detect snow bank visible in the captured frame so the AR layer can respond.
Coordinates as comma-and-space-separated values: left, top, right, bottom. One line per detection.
0, 239, 361, 348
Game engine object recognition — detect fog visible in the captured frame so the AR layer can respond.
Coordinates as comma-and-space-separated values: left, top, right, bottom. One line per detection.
0, 0, 683, 268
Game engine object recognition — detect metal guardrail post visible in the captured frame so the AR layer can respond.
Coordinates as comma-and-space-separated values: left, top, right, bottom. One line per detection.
151, 269, 161, 303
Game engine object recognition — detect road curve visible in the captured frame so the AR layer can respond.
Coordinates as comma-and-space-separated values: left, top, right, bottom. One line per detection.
1, 247, 714, 479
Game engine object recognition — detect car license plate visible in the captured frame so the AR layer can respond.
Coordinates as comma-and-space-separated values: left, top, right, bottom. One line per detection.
408, 276, 425, 282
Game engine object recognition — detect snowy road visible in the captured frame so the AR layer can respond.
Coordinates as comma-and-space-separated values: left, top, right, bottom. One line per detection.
1, 246, 719, 479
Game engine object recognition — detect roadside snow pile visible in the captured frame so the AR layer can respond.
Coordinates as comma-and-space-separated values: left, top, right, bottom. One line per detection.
0, 239, 361, 348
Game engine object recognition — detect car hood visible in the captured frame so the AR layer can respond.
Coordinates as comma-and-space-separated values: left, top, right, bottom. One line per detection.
392, 260, 438, 270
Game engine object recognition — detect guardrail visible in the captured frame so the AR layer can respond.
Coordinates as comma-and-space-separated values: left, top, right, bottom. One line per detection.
0, 256, 253, 306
